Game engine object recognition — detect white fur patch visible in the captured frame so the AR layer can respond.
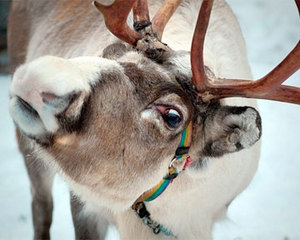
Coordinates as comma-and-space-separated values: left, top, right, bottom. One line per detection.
69, 56, 123, 86
140, 109, 161, 128
140, 109, 153, 120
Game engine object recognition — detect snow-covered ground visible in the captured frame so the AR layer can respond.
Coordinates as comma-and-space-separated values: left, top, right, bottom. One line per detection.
0, 0, 299, 239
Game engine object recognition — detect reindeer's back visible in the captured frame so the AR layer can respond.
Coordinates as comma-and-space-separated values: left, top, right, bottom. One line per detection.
8, 0, 251, 77
8, 0, 117, 68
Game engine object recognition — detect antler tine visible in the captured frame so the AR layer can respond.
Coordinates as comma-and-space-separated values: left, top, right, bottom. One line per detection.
152, 0, 183, 40
93, 0, 142, 45
257, 41, 300, 86
191, 0, 300, 105
133, 0, 150, 23
191, 0, 213, 92
94, 0, 182, 50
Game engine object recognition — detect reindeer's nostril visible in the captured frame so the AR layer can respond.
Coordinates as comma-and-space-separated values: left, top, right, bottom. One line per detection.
18, 97, 39, 117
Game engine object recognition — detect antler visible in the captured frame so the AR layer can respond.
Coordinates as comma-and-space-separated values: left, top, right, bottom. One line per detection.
93, 0, 142, 45
152, 0, 183, 40
191, 0, 300, 104
133, 0, 150, 23
93, 0, 182, 44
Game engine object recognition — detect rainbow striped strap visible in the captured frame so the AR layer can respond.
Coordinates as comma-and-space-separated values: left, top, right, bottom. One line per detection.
133, 121, 193, 204
175, 121, 192, 160
132, 121, 194, 237
137, 167, 178, 203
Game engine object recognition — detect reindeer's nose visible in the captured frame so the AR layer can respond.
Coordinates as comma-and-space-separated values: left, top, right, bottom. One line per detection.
10, 90, 79, 137
9, 56, 85, 134
9, 55, 119, 138
18, 97, 39, 116
9, 95, 47, 136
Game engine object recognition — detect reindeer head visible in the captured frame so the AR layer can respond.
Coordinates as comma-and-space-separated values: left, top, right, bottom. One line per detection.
8, 0, 299, 209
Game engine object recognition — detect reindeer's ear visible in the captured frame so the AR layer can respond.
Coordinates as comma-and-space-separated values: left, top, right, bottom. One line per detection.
102, 42, 129, 60
202, 106, 262, 157
9, 55, 121, 144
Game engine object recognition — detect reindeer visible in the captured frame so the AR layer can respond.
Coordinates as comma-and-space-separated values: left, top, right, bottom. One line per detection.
8, 0, 299, 239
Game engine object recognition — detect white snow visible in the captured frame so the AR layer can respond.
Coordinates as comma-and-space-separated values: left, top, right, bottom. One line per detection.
214, 0, 300, 239
0, 0, 299, 239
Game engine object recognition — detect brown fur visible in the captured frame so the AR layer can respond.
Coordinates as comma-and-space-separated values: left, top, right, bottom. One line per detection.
8, 0, 262, 239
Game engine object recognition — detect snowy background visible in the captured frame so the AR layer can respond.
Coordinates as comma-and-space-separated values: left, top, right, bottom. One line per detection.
0, 0, 299, 239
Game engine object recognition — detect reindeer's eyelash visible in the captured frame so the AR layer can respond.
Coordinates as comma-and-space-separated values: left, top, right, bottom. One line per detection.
162, 109, 182, 128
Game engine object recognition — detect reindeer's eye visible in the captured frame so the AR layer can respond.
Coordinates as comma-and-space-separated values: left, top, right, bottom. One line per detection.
163, 109, 182, 128
150, 104, 184, 129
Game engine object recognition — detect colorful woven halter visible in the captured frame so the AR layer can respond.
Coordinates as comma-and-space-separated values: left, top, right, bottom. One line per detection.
132, 121, 194, 236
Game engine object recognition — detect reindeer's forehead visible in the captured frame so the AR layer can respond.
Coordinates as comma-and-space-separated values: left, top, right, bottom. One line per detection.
100, 49, 185, 104
120, 61, 178, 97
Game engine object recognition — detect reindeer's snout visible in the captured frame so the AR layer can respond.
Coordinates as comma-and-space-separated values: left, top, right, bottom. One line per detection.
9, 56, 78, 135
9, 55, 124, 141
9, 56, 88, 137
18, 96, 39, 116
9, 96, 47, 137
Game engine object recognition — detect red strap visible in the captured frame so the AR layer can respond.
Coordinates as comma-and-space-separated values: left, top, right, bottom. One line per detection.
183, 156, 194, 170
